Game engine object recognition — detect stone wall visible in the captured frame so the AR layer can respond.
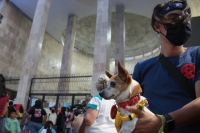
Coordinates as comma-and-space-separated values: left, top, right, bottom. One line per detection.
0, 1, 160, 80
0, 2, 64, 78
0, 2, 30, 78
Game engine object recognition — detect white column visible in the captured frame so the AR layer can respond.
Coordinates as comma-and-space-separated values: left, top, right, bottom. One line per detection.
58, 15, 77, 95
91, 0, 111, 95
60, 15, 77, 76
16, 0, 51, 109
115, 4, 125, 73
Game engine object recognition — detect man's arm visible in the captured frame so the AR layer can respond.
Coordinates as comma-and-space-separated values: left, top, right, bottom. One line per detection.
26, 113, 31, 122
42, 109, 47, 125
3, 102, 8, 116
43, 115, 47, 125
84, 108, 98, 126
170, 80, 200, 126
27, 106, 35, 122
126, 80, 200, 133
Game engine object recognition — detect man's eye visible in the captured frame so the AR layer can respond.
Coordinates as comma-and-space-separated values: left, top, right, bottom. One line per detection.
110, 81, 116, 87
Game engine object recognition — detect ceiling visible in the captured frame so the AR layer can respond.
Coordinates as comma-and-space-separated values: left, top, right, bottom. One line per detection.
10, 0, 165, 44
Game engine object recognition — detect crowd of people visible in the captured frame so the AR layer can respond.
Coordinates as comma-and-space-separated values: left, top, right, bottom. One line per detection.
0, 98, 78, 133
0, 74, 82, 133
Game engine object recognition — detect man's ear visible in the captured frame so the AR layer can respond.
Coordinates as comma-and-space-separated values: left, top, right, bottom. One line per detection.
154, 22, 160, 33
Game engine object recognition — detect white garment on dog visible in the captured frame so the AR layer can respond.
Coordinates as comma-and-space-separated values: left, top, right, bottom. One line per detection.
85, 94, 117, 133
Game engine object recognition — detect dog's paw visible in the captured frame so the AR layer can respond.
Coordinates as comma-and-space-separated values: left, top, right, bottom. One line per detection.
96, 75, 109, 91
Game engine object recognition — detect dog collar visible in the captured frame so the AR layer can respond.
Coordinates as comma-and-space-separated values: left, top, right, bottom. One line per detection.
118, 95, 139, 109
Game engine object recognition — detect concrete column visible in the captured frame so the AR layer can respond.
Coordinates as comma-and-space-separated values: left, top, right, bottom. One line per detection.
58, 15, 77, 93
115, 4, 125, 73
16, 0, 51, 108
91, 0, 111, 95
60, 15, 77, 76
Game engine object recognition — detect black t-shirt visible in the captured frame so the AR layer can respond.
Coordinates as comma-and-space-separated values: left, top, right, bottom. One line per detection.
28, 107, 47, 123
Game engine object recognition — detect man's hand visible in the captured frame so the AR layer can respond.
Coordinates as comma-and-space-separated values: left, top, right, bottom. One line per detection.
125, 106, 163, 133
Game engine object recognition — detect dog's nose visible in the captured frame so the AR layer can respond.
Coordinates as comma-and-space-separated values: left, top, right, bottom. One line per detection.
99, 91, 104, 98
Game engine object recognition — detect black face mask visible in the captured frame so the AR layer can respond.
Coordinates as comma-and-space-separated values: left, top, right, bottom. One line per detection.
51, 110, 55, 113
162, 22, 192, 46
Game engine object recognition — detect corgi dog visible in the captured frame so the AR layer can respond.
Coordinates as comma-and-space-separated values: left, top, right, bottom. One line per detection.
99, 61, 153, 133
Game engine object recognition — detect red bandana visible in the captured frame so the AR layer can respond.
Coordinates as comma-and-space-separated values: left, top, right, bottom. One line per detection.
118, 95, 139, 109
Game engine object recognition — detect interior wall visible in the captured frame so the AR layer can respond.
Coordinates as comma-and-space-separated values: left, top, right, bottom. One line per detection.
0, 1, 64, 78
0, 1, 161, 80
0, 1, 30, 78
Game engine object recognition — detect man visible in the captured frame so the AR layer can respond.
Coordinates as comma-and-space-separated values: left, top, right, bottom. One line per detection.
126, 0, 200, 133
27, 100, 47, 133
48, 106, 57, 128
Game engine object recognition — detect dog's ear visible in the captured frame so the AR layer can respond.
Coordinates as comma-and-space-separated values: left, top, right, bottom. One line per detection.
106, 70, 113, 78
118, 61, 130, 82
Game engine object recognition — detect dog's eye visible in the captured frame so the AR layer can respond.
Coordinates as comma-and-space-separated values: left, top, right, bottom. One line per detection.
110, 81, 116, 87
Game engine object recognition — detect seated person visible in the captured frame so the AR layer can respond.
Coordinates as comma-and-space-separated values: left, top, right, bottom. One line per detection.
39, 120, 56, 133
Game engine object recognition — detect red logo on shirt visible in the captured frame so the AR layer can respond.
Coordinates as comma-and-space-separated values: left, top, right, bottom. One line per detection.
34, 109, 41, 117
180, 64, 195, 79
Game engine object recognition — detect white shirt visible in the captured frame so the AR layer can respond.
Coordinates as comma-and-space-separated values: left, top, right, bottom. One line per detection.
48, 113, 57, 125
84, 94, 117, 133
44, 108, 51, 115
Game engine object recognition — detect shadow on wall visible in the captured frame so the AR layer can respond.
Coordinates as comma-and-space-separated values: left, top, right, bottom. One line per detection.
185, 16, 200, 47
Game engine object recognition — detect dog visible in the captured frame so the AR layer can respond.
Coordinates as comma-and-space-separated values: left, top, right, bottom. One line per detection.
99, 61, 153, 133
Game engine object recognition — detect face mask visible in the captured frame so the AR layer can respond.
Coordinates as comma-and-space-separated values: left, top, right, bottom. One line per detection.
51, 110, 55, 113
162, 22, 192, 46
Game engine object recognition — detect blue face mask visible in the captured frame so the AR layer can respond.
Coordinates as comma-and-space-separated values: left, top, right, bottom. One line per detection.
163, 22, 192, 46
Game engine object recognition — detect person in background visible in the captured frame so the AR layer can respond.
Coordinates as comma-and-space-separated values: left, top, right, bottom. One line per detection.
22, 108, 31, 133
0, 74, 9, 133
17, 105, 24, 130
85, 95, 92, 105
56, 107, 66, 133
127, 0, 200, 133
47, 106, 57, 129
66, 107, 75, 133
39, 120, 56, 133
7, 101, 15, 117
27, 100, 47, 133
4, 108, 21, 133
43, 102, 51, 118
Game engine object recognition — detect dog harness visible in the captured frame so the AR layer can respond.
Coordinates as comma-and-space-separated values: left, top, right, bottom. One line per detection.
110, 99, 148, 132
